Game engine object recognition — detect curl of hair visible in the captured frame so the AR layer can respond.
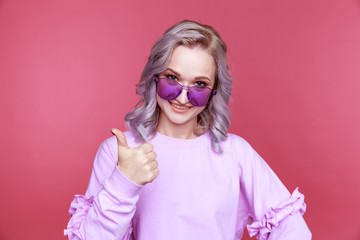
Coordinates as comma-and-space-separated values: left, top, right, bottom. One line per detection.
125, 20, 233, 153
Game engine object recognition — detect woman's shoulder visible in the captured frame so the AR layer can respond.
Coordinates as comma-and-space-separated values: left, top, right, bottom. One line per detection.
222, 132, 264, 164
224, 132, 253, 151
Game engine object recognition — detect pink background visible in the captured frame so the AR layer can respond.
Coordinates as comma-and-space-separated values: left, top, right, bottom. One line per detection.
1, 0, 360, 239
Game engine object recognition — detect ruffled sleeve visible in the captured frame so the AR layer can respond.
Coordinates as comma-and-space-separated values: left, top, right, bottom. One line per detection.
64, 195, 94, 239
247, 188, 307, 240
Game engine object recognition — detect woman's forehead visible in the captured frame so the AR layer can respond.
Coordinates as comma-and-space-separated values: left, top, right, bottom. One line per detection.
166, 45, 216, 81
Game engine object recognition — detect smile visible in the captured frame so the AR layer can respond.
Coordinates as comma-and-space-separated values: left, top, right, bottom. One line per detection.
171, 103, 190, 109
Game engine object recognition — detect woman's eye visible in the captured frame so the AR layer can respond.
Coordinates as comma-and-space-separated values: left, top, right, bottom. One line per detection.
195, 81, 207, 87
166, 75, 178, 80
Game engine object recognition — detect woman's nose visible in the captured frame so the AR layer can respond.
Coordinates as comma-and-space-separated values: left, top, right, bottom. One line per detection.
176, 89, 189, 104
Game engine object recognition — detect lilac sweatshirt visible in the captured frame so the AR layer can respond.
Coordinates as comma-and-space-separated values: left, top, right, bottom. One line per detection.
65, 131, 311, 240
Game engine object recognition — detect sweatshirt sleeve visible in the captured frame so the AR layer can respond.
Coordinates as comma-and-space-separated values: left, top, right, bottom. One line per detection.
64, 136, 143, 240
233, 136, 312, 240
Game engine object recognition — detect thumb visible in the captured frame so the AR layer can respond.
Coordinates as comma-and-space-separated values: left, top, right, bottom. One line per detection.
111, 128, 129, 150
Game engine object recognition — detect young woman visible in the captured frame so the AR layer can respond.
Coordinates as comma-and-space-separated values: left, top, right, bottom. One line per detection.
65, 20, 311, 240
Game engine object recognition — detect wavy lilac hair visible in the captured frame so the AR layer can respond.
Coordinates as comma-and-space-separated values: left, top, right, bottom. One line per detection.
125, 20, 233, 153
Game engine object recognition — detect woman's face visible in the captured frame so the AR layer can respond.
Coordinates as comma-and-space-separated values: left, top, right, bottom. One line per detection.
156, 45, 216, 133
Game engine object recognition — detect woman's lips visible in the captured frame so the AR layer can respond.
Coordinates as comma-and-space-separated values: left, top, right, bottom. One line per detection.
169, 101, 192, 113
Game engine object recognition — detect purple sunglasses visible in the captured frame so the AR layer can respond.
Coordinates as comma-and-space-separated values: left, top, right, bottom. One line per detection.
154, 77, 216, 107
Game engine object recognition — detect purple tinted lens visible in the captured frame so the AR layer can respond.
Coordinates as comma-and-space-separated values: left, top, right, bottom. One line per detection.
156, 78, 182, 100
155, 78, 214, 107
187, 86, 213, 107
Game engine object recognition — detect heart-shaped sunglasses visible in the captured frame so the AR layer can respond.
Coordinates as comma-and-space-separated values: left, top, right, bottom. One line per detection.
154, 77, 216, 107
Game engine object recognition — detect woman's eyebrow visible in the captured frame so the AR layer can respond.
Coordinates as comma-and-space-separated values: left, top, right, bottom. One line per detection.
194, 76, 211, 81
166, 68, 181, 76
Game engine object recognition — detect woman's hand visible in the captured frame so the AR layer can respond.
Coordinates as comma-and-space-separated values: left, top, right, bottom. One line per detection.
111, 128, 159, 186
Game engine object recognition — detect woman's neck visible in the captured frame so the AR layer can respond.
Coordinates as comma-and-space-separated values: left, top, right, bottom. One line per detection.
156, 114, 199, 139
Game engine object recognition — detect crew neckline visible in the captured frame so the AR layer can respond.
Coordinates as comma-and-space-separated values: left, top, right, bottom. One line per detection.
152, 131, 210, 149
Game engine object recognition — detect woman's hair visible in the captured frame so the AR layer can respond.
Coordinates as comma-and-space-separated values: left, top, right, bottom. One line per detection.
125, 20, 233, 153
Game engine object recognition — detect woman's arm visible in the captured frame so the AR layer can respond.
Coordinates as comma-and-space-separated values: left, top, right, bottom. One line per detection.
233, 135, 312, 240
64, 136, 142, 240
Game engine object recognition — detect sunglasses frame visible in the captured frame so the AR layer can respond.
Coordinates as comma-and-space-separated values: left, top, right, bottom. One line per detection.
154, 77, 217, 107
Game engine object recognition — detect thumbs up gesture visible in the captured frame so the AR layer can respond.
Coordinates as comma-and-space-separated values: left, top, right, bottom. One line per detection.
111, 128, 159, 186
